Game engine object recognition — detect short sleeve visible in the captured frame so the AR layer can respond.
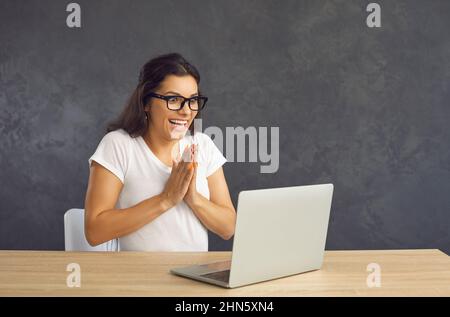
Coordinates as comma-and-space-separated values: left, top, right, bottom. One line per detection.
88, 130, 129, 183
196, 133, 227, 177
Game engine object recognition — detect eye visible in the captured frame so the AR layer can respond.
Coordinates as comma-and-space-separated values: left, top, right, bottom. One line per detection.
167, 96, 182, 104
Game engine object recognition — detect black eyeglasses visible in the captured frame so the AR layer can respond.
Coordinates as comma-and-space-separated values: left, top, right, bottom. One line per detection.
147, 92, 208, 111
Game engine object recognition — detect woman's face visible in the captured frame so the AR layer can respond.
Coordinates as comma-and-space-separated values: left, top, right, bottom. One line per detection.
145, 74, 199, 141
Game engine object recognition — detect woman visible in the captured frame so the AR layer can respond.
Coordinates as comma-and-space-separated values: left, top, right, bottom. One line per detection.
84, 53, 236, 251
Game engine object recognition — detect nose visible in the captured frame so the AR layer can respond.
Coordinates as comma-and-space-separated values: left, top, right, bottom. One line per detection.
179, 101, 192, 116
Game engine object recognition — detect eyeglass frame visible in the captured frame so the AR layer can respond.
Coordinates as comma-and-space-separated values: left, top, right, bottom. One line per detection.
146, 92, 208, 111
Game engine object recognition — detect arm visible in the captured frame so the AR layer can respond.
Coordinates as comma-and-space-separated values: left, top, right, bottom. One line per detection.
184, 164, 236, 240
85, 158, 193, 246
84, 161, 171, 246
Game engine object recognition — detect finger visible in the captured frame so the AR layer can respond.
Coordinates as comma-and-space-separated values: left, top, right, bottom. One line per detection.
172, 158, 180, 174
177, 161, 190, 181
186, 166, 195, 180
182, 158, 195, 175
172, 159, 184, 179
182, 167, 195, 188
181, 145, 191, 162
191, 161, 197, 183
193, 144, 198, 163
189, 144, 196, 165
191, 144, 198, 171
178, 159, 190, 171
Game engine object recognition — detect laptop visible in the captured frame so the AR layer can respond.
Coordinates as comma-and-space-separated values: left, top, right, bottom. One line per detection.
170, 183, 334, 288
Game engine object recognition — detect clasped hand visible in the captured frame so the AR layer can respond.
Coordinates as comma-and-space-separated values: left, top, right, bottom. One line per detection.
162, 144, 198, 208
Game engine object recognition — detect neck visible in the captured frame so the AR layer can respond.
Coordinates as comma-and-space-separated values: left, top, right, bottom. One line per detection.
144, 127, 178, 158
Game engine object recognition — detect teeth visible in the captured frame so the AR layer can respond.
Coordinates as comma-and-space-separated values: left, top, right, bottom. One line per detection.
169, 119, 187, 126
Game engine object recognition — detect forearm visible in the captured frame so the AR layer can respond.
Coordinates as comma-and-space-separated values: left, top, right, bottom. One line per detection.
85, 193, 171, 246
185, 193, 236, 240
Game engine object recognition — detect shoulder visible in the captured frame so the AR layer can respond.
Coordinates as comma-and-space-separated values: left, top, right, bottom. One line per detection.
101, 129, 134, 145
95, 129, 136, 156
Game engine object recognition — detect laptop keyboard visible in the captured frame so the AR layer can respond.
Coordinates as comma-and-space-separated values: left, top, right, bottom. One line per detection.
201, 269, 230, 282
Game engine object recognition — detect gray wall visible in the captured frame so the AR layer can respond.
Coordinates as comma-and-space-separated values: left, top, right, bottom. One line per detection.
1, 0, 449, 253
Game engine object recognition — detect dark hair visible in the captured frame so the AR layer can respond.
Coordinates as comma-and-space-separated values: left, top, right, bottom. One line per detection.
106, 53, 202, 137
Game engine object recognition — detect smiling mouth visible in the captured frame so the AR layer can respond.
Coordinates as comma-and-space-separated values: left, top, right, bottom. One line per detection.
168, 119, 188, 127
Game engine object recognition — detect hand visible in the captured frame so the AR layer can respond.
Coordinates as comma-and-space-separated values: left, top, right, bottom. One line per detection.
184, 144, 199, 206
161, 145, 195, 208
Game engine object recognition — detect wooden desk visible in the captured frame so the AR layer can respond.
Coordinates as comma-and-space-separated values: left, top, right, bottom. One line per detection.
0, 249, 449, 296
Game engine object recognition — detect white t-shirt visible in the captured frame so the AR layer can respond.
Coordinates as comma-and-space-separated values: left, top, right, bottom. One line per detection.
88, 129, 227, 251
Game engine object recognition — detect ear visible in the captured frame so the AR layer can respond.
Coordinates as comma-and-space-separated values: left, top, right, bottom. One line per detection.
144, 104, 152, 119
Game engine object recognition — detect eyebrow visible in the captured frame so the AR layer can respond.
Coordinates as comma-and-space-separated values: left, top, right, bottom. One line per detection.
164, 91, 199, 97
